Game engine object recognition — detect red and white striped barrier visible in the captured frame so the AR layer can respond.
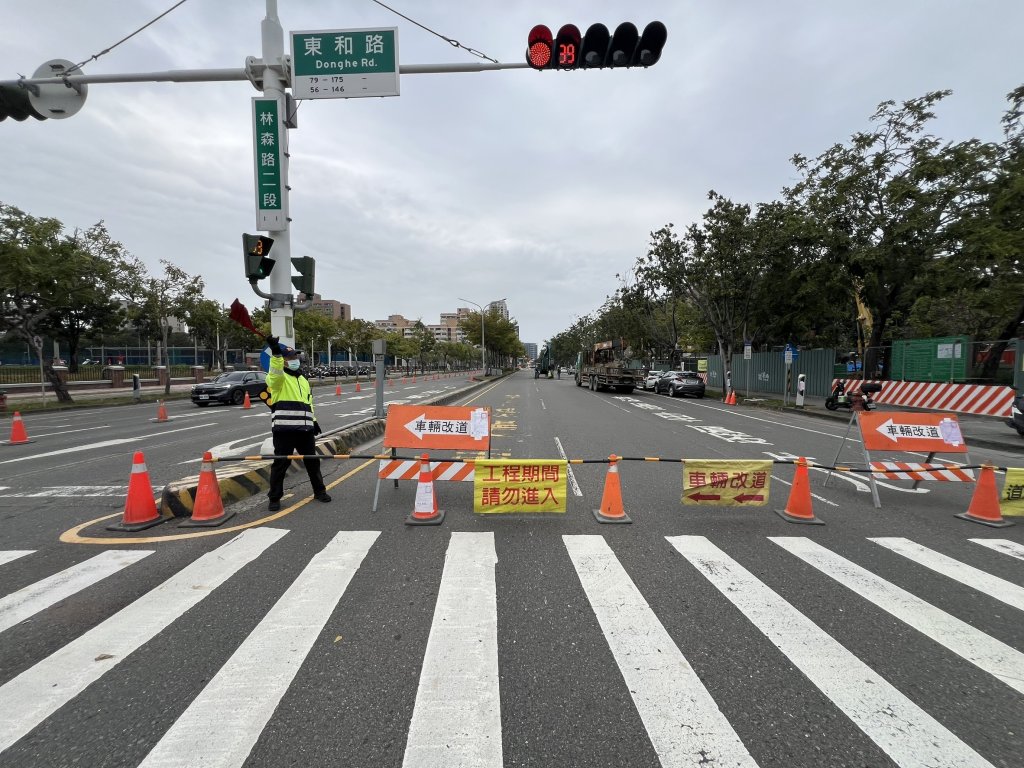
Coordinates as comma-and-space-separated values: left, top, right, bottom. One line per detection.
834, 379, 1015, 417
869, 461, 976, 482
378, 459, 475, 482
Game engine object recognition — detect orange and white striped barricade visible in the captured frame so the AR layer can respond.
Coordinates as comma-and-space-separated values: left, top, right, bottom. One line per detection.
829, 411, 973, 509
372, 404, 491, 512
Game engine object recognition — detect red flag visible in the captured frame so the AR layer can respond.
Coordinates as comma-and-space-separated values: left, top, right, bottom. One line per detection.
229, 299, 266, 339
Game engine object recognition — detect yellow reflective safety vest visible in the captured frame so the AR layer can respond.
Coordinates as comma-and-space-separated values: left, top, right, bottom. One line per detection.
266, 356, 316, 432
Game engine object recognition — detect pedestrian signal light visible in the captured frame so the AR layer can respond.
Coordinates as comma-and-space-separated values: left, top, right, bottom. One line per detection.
527, 25, 554, 70
242, 233, 275, 280
291, 255, 315, 296
555, 24, 582, 69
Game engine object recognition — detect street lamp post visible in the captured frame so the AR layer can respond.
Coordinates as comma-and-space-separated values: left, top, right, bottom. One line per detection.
458, 297, 486, 375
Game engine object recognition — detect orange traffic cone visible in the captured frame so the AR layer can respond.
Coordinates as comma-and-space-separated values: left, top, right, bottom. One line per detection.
412, 374, 417, 383
956, 464, 1014, 528
593, 455, 632, 524
154, 400, 169, 423
107, 451, 165, 531
775, 457, 823, 525
335, 383, 342, 396
4, 411, 33, 445
728, 390, 737, 405
406, 453, 444, 526
180, 452, 236, 528
242, 391, 252, 409
354, 381, 362, 393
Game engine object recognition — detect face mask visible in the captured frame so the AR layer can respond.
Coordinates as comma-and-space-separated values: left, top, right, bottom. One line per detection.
286, 359, 301, 371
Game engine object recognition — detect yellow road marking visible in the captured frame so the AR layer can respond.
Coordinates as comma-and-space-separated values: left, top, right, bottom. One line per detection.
59, 458, 378, 545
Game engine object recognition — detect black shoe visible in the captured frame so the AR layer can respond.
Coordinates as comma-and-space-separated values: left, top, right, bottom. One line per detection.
268, 500, 281, 512
315, 492, 332, 503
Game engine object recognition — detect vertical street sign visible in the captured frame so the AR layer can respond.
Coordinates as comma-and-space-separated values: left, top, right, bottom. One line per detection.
290, 28, 400, 99
252, 96, 287, 230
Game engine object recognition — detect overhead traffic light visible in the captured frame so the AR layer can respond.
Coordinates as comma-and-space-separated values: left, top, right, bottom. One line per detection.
525, 21, 667, 70
243, 233, 275, 280
291, 256, 315, 296
0, 61, 88, 122
0, 84, 44, 122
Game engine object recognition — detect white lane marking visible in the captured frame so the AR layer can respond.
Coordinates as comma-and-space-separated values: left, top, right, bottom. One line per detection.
29, 426, 109, 439
969, 539, 1024, 561
771, 537, 1024, 695
0, 550, 153, 634
564, 535, 757, 767
0, 423, 216, 466
403, 533, 501, 768
0, 486, 124, 498
553, 437, 582, 497
139, 531, 379, 768
0, 551, 34, 567
540, 398, 547, 410
670, 535, 994, 768
0, 438, 138, 465
870, 537, 1024, 612
207, 434, 272, 459
0, 528, 287, 754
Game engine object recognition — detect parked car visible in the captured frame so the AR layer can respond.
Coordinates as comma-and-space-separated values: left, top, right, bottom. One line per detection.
643, 371, 665, 391
654, 371, 706, 398
1007, 392, 1024, 437
191, 370, 267, 407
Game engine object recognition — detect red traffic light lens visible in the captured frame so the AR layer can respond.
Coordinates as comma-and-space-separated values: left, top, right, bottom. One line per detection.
527, 24, 554, 69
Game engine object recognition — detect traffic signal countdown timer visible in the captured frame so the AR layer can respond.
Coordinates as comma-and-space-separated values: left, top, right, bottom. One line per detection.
243, 233, 275, 280
527, 21, 667, 70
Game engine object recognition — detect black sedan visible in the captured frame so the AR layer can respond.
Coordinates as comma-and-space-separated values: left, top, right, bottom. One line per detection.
1007, 392, 1024, 437
654, 371, 706, 398
191, 370, 268, 407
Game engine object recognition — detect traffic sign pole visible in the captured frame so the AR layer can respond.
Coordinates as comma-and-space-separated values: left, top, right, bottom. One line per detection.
260, 0, 296, 347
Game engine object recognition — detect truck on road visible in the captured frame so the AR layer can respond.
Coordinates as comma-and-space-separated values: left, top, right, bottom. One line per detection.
575, 339, 642, 393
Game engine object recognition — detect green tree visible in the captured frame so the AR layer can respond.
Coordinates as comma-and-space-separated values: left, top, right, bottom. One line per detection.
0, 204, 72, 400
786, 91, 996, 374
638, 192, 767, 384
126, 260, 205, 395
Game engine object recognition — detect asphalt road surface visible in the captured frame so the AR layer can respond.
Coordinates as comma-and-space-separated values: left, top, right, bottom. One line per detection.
1, 370, 1022, 767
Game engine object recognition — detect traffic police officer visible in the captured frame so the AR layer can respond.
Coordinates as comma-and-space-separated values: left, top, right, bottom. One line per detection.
265, 336, 331, 511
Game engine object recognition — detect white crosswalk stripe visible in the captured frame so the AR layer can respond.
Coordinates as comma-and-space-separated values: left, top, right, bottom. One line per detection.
0, 549, 153, 634
565, 534, 758, 768
403, 532, 502, 768
871, 536, 1024, 611
139, 530, 378, 768
969, 538, 1024, 561
669, 535, 995, 768
0, 532, 1018, 767
0, 528, 287, 754
0, 550, 34, 567
770, 536, 1024, 695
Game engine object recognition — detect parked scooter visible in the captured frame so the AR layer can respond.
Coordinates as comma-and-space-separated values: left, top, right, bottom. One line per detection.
825, 380, 876, 411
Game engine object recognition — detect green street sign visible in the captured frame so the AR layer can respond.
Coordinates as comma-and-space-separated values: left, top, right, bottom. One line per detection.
252, 96, 287, 230
290, 28, 400, 99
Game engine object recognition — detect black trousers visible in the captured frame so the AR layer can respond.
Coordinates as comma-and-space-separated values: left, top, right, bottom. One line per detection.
268, 430, 326, 501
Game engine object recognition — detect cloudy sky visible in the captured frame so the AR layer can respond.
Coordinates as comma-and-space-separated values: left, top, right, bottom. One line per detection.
2, 1, 1022, 348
